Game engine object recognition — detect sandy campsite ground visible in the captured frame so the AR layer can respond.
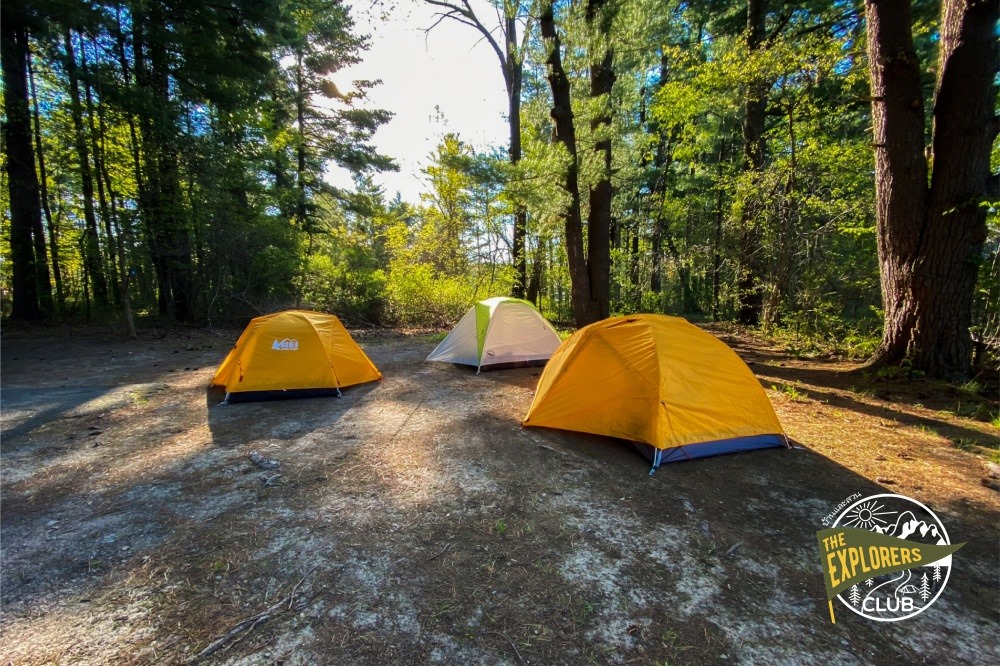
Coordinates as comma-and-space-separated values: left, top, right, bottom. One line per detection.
1, 325, 998, 665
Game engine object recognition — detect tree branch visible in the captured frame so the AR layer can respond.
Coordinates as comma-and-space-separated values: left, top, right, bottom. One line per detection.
423, 0, 508, 70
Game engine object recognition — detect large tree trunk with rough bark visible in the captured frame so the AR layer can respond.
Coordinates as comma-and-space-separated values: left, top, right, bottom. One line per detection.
2, 7, 48, 320
540, 0, 616, 327
585, 0, 615, 324
540, 1, 591, 327
736, 0, 768, 325
865, 0, 999, 380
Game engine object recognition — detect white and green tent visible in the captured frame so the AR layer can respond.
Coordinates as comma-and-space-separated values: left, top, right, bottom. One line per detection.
426, 297, 561, 371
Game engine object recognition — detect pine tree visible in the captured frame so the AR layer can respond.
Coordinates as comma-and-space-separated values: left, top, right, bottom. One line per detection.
849, 584, 861, 605
933, 566, 942, 582
919, 573, 931, 601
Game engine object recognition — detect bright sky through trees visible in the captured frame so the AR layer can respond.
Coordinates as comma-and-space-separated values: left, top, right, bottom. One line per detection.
331, 1, 509, 202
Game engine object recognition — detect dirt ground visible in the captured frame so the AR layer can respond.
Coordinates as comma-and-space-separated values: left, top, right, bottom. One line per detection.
1, 325, 998, 665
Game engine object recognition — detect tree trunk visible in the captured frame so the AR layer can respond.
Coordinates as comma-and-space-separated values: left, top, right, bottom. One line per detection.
865, 0, 999, 380
585, 0, 614, 323
506, 15, 528, 299
121, 8, 159, 314
736, 0, 768, 325
712, 141, 728, 321
540, 1, 590, 327
133, 20, 171, 317
2, 9, 45, 320
526, 238, 544, 305
27, 46, 64, 312
295, 49, 308, 229
136, 13, 195, 322
65, 30, 110, 311
23, 38, 54, 312
82, 38, 121, 304
90, 35, 135, 336
763, 102, 798, 331
648, 55, 672, 297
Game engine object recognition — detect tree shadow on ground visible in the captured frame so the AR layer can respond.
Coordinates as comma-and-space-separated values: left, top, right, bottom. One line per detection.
757, 378, 1000, 448
1, 385, 119, 444
204, 381, 381, 448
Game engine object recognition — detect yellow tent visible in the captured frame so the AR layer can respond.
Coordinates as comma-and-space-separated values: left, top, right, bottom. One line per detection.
211, 310, 381, 402
522, 314, 786, 468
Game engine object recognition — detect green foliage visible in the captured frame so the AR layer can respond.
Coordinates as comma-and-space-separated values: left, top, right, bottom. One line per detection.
4, 0, 994, 382
771, 383, 808, 403
385, 261, 473, 326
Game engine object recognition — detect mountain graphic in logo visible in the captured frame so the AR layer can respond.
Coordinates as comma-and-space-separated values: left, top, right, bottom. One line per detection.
272, 338, 299, 351
871, 511, 947, 545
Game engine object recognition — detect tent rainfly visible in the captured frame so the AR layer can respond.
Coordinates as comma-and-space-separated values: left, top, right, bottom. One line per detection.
426, 297, 561, 372
211, 310, 381, 402
522, 314, 787, 470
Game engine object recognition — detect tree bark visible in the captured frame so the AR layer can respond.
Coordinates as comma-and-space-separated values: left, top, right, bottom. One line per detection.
526, 238, 544, 305
736, 0, 768, 325
585, 0, 615, 323
506, 14, 528, 299
27, 45, 64, 312
712, 140, 728, 321
65, 30, 111, 310
865, 0, 999, 380
540, 1, 590, 326
119, 10, 157, 309
135, 13, 195, 322
82, 38, 121, 303
2, 8, 46, 320
90, 34, 135, 336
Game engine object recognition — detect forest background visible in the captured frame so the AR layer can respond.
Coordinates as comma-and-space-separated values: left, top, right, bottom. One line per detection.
2, 0, 998, 382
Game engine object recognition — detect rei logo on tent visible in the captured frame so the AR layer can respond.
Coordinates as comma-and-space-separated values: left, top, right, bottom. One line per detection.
271, 338, 299, 351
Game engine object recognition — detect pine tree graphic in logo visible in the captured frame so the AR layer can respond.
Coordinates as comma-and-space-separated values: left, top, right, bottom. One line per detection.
849, 584, 861, 606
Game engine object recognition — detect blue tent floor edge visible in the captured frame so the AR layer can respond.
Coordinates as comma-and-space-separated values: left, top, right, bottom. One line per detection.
636, 433, 788, 470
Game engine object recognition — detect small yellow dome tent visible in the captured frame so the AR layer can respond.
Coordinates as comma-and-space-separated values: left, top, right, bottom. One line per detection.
212, 310, 381, 402
522, 314, 786, 469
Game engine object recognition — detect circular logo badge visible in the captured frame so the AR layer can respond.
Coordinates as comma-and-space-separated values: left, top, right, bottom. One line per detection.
831, 494, 954, 621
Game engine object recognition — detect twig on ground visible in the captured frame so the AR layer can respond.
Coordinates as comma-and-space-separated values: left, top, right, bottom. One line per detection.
426, 542, 452, 561
191, 566, 317, 661
486, 631, 524, 664
260, 473, 284, 487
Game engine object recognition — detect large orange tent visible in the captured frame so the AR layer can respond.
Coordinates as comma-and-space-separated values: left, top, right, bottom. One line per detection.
522, 314, 786, 469
211, 310, 381, 402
